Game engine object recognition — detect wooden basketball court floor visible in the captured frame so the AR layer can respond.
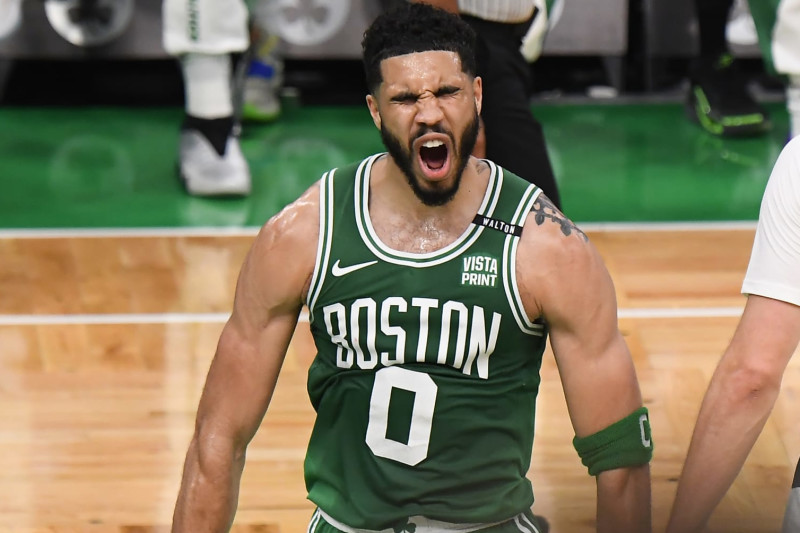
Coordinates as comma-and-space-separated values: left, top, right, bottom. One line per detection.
1, 224, 799, 533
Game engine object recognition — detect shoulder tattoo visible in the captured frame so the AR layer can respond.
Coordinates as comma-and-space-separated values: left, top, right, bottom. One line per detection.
531, 194, 588, 242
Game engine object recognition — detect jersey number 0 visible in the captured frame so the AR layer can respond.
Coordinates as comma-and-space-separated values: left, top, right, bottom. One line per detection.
365, 366, 439, 466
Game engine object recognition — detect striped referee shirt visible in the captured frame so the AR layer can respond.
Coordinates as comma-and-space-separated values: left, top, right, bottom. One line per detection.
458, 0, 536, 23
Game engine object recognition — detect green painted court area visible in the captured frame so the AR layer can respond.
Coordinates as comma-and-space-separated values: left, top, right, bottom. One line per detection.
0, 101, 789, 228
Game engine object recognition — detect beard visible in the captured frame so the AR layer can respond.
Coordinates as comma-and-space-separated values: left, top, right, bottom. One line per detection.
380, 109, 480, 207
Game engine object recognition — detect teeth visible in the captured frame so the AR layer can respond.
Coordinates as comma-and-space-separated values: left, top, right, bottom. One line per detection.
422, 140, 444, 148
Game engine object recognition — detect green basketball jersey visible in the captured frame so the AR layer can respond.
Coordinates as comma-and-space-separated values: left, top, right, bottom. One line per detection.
304, 154, 548, 530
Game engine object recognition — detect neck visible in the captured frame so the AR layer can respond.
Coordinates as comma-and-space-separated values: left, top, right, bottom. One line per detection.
365, 155, 489, 254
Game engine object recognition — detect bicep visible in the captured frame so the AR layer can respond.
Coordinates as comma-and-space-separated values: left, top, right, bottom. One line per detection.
743, 158, 800, 307
193, 191, 319, 448
194, 309, 298, 449
723, 295, 800, 378
543, 245, 642, 438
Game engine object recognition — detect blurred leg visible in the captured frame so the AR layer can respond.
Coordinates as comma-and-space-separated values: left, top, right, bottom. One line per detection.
463, 15, 562, 210
162, 0, 252, 195
686, 0, 770, 137
696, 0, 734, 60
242, 1, 283, 123
749, 0, 800, 138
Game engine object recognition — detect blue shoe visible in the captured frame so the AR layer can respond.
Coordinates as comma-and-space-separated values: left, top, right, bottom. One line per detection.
242, 33, 283, 123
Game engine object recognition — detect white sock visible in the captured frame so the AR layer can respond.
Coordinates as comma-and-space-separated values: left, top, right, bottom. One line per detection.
181, 53, 233, 119
787, 76, 800, 139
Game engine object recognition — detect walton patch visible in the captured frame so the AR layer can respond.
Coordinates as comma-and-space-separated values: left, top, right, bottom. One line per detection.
472, 214, 522, 236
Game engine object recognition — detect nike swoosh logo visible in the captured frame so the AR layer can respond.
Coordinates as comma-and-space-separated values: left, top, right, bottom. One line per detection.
331, 259, 378, 277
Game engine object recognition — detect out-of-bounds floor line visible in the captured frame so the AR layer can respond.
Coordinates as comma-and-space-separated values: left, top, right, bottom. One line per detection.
0, 227, 262, 239
0, 307, 745, 326
0, 220, 758, 239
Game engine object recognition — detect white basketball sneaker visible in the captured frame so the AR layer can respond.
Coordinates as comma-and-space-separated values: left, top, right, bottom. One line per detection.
179, 130, 251, 196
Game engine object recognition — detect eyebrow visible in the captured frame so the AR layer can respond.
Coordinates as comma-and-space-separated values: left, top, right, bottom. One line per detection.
435, 85, 460, 96
389, 85, 462, 102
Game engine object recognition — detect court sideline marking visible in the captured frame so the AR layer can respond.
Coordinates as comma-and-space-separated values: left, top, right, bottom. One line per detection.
0, 220, 758, 239
0, 222, 754, 324
0, 307, 746, 326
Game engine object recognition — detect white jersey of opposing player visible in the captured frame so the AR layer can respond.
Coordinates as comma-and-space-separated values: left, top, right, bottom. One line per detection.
742, 136, 800, 307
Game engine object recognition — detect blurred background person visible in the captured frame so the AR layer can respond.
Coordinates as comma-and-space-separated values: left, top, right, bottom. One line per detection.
686, 0, 771, 137
241, 0, 283, 124
162, 0, 282, 197
749, 0, 800, 139
0, 0, 22, 41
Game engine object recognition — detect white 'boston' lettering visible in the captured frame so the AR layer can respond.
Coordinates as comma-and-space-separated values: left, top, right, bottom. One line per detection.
411, 297, 438, 363
351, 298, 378, 370
463, 307, 501, 378
324, 303, 354, 369
323, 298, 502, 379
380, 297, 407, 366
438, 301, 468, 368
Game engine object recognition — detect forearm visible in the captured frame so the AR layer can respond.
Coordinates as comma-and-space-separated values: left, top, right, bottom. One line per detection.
596, 464, 651, 533
667, 296, 800, 532
666, 370, 780, 533
172, 438, 246, 533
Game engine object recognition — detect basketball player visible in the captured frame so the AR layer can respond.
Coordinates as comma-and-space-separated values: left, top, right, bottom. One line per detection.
170, 4, 653, 532
666, 137, 800, 533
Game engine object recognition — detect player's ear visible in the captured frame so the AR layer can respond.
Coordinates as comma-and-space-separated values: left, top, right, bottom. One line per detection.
366, 93, 382, 130
473, 76, 482, 116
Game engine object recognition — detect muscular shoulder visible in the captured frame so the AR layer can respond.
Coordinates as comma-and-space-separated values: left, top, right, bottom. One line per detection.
240, 181, 321, 309
258, 181, 321, 251
514, 194, 608, 320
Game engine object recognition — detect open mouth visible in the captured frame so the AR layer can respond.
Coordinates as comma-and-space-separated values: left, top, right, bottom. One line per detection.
418, 138, 451, 179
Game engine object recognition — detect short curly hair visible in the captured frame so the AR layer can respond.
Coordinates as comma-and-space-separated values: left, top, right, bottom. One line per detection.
362, 3, 477, 94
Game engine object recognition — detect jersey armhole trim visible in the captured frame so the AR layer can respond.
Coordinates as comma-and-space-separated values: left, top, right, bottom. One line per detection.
503, 185, 545, 335
306, 169, 336, 318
